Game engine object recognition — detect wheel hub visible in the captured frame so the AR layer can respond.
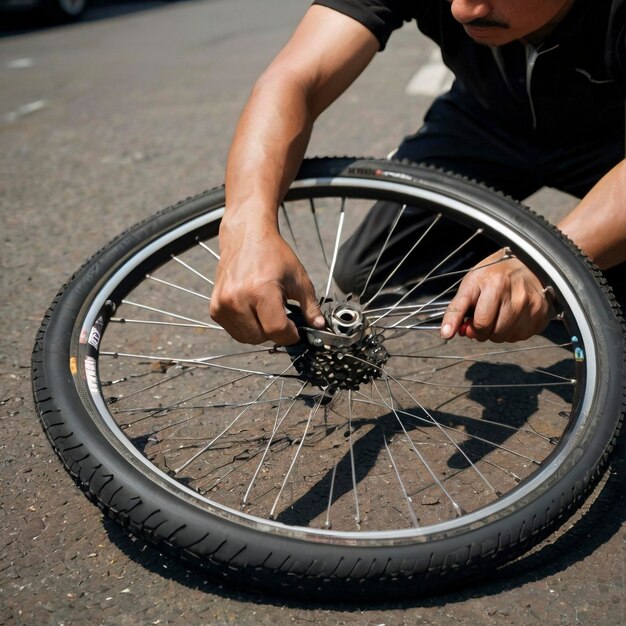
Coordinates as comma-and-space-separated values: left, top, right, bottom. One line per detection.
286, 303, 388, 392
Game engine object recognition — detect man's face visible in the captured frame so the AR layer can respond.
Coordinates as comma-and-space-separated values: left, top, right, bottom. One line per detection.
448, 0, 575, 46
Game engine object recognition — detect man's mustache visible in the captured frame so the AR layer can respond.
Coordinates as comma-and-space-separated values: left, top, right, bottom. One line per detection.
466, 18, 510, 29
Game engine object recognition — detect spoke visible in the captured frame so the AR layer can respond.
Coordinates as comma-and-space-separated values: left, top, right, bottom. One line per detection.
434, 341, 573, 360
145, 274, 211, 301
347, 390, 361, 527
99, 348, 295, 378
324, 463, 339, 529
120, 299, 220, 329
366, 304, 449, 332
323, 197, 346, 304
106, 365, 197, 401
110, 318, 217, 330
116, 394, 301, 416
408, 356, 574, 385
359, 204, 407, 299
174, 361, 298, 474
381, 428, 420, 528
170, 254, 215, 286
374, 229, 488, 327
362, 214, 443, 310
482, 457, 524, 483
373, 316, 447, 332
390, 375, 573, 390
196, 240, 220, 261
373, 380, 464, 517
387, 374, 500, 497
119, 372, 252, 427
369, 318, 447, 332
364, 263, 479, 316
199, 461, 251, 494
269, 392, 325, 519
365, 301, 450, 317
389, 251, 512, 330
243, 380, 306, 505
389, 342, 576, 386
310, 198, 329, 269
280, 203, 300, 255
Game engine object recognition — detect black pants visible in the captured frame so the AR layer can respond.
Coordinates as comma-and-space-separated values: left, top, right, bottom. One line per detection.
334, 87, 625, 308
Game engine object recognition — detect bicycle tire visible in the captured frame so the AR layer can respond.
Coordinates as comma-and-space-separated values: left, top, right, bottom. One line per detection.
31, 157, 624, 599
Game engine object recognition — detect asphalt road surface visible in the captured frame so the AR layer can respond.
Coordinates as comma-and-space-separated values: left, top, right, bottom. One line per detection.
1, 1, 624, 624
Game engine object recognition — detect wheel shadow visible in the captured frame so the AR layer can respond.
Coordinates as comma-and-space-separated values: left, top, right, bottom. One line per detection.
276, 356, 574, 528
99, 325, 625, 607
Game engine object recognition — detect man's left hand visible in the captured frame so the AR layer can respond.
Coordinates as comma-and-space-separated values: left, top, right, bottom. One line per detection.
440, 250, 554, 343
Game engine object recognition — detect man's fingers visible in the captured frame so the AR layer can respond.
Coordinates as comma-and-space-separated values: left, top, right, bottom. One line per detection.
210, 303, 267, 345
256, 276, 327, 345
441, 292, 474, 339
464, 281, 503, 340
255, 282, 301, 345
294, 276, 326, 330
439, 253, 554, 343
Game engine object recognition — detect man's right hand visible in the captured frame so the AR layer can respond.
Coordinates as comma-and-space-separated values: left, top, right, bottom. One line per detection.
210, 225, 326, 346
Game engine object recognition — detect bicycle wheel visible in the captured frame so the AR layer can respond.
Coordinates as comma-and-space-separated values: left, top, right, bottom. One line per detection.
32, 157, 624, 599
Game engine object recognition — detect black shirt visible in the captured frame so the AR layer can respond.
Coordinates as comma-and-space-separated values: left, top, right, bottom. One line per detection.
313, 0, 626, 141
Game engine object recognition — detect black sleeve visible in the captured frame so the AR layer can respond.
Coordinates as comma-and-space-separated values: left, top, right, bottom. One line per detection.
607, 0, 626, 92
312, 0, 415, 50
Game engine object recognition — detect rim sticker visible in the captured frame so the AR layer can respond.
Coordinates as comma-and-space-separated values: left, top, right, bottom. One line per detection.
88, 316, 104, 350
85, 356, 99, 393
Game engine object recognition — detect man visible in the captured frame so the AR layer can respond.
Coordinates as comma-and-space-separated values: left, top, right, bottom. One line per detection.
211, 0, 626, 345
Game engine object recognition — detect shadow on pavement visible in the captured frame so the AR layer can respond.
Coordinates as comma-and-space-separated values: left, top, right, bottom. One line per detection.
101, 456, 626, 609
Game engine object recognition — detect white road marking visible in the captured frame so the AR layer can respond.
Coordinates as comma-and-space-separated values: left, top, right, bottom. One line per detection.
405, 49, 454, 97
4, 100, 48, 123
7, 58, 34, 69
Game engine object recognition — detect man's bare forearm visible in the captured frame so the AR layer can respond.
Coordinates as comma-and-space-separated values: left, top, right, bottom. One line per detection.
558, 159, 626, 269
223, 70, 314, 238
222, 5, 379, 238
